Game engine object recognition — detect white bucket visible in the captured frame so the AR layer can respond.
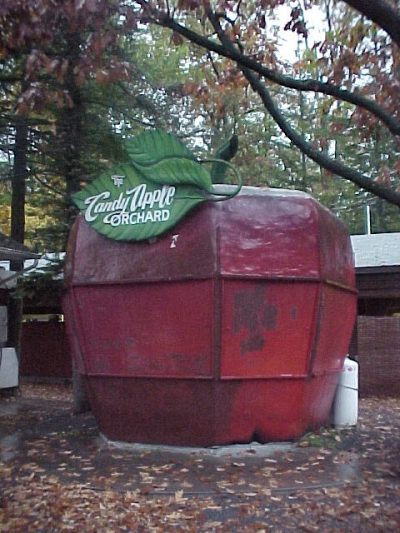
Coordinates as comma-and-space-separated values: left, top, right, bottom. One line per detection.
0, 347, 19, 389
333, 357, 358, 429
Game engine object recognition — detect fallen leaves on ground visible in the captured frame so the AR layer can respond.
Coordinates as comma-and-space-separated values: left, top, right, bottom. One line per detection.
0, 386, 399, 531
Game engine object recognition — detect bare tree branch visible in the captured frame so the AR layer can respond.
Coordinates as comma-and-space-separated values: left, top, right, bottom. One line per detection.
343, 0, 400, 47
207, 51, 221, 80
31, 172, 65, 197
0, 114, 51, 126
204, 4, 400, 207
134, 1, 400, 206
149, 9, 400, 136
245, 70, 400, 206
0, 76, 22, 84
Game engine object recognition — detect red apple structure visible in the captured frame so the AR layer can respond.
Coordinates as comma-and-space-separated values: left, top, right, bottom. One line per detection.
63, 187, 357, 446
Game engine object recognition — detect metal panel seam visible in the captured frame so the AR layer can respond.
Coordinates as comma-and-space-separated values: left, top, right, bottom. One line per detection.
306, 281, 324, 377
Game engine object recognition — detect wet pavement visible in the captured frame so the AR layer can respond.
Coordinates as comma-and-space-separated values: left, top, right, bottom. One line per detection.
1, 385, 399, 531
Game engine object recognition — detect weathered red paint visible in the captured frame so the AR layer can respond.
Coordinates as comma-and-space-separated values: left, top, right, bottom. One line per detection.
63, 187, 357, 446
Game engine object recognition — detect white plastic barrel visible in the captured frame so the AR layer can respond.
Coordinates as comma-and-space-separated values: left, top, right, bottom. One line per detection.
333, 357, 358, 429
0, 347, 19, 389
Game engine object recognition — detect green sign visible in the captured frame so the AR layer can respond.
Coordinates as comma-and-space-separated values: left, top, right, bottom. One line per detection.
73, 130, 240, 241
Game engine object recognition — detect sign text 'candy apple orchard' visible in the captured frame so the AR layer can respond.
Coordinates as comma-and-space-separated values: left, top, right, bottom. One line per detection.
73, 130, 241, 241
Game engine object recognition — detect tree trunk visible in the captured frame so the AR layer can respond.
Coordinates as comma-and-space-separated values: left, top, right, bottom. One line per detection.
11, 118, 27, 245
72, 359, 90, 414
9, 118, 28, 366
58, 34, 89, 413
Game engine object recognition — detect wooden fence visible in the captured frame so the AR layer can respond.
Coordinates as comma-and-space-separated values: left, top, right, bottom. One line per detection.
20, 321, 72, 380
356, 316, 400, 397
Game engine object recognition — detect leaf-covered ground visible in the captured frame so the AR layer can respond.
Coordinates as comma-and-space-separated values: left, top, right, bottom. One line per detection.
0, 384, 399, 531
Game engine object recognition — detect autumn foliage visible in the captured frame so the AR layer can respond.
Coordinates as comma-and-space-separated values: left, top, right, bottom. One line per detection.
0, 0, 133, 112
131, 0, 400, 206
